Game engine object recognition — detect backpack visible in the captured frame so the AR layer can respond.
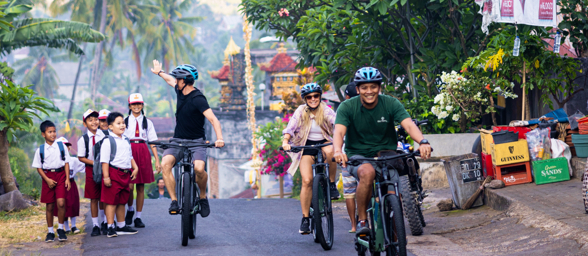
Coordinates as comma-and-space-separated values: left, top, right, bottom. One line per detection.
83, 131, 110, 158
92, 135, 130, 184
39, 142, 66, 165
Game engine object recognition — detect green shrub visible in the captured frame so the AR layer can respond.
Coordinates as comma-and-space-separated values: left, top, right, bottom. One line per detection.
9, 147, 41, 200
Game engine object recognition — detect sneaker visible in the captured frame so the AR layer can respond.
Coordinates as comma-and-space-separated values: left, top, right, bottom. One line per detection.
199, 198, 210, 218
57, 229, 67, 241
299, 217, 311, 234
357, 220, 370, 235
169, 200, 180, 215
91, 226, 101, 237
330, 182, 340, 200
65, 230, 71, 234
107, 227, 117, 238
134, 218, 145, 228
116, 225, 138, 235
45, 232, 55, 243
71, 227, 80, 234
125, 210, 135, 226
101, 222, 107, 235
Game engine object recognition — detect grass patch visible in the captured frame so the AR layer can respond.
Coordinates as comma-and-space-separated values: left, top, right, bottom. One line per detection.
0, 205, 45, 222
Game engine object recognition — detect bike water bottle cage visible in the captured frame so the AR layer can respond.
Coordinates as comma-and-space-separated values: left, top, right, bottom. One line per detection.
354, 67, 383, 85
301, 83, 322, 111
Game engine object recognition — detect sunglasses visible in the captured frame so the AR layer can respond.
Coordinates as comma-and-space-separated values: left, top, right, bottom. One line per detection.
305, 94, 321, 100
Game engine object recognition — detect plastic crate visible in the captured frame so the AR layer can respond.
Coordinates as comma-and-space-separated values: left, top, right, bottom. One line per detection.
492, 126, 531, 139
532, 157, 570, 185
481, 152, 494, 178
572, 134, 588, 157
494, 161, 533, 186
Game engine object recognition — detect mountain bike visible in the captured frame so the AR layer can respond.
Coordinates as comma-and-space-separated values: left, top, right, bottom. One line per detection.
280, 142, 334, 250
149, 140, 216, 246
396, 119, 428, 236
343, 150, 428, 256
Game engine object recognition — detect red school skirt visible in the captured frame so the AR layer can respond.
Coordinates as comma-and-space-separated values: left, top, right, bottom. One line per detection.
130, 141, 154, 184
53, 178, 80, 218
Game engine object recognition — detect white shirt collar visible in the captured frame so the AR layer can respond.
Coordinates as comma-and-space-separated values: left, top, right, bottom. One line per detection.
45, 142, 59, 148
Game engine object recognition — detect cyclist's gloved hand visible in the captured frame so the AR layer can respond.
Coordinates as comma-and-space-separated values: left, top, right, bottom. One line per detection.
215, 139, 225, 148
417, 144, 432, 160
334, 151, 348, 168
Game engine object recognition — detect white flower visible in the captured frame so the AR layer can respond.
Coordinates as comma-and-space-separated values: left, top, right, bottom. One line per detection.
494, 87, 502, 92
438, 111, 449, 119
431, 106, 440, 115
434, 94, 443, 104
446, 105, 453, 112
452, 114, 460, 121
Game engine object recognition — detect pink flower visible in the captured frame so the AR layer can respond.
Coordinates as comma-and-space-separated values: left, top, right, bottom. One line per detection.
278, 8, 290, 17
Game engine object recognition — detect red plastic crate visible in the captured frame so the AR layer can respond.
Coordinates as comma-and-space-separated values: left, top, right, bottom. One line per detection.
481, 152, 494, 178
492, 126, 531, 139
494, 161, 533, 186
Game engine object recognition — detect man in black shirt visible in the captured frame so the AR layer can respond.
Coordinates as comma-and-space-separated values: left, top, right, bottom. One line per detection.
151, 60, 225, 217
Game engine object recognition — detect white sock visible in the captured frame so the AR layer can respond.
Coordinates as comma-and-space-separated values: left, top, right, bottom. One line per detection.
136, 211, 141, 218
128, 206, 135, 212
117, 221, 126, 228
99, 210, 105, 223
64, 220, 70, 231
48, 227, 54, 233
92, 217, 99, 227
108, 223, 115, 228
71, 217, 77, 228
58, 223, 64, 230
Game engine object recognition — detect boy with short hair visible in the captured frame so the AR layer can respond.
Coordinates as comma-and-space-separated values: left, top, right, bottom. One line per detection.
98, 109, 110, 135
101, 112, 139, 237
32, 120, 71, 242
77, 109, 107, 236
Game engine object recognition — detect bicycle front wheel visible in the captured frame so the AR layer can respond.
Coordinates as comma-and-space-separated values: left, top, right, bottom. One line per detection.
312, 174, 334, 250
181, 172, 191, 246
190, 183, 200, 239
385, 195, 407, 256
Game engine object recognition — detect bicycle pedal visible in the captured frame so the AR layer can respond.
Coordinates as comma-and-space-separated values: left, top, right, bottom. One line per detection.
169, 210, 180, 215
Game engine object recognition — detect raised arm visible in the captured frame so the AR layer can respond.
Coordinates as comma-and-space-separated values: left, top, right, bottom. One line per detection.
151, 59, 177, 87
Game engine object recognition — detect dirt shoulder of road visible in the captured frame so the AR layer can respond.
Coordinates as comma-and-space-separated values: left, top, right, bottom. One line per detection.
0, 200, 89, 256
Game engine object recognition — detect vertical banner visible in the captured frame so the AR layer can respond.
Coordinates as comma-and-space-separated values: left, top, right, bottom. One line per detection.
478, 0, 557, 33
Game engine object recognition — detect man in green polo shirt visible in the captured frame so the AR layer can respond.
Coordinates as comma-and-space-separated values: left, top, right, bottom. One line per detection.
333, 67, 432, 234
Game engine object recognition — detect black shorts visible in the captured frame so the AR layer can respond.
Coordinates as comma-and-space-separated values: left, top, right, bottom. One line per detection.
302, 140, 328, 156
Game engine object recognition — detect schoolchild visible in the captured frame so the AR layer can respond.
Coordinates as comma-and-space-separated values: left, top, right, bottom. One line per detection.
77, 109, 107, 236
123, 93, 160, 228
100, 112, 139, 237
98, 109, 110, 135
54, 137, 84, 234
32, 121, 71, 242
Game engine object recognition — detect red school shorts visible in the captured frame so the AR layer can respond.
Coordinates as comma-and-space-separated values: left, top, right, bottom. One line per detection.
100, 166, 131, 205
40, 169, 67, 204
85, 165, 101, 199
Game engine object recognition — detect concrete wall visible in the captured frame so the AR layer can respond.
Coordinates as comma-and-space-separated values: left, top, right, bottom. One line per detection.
414, 133, 480, 157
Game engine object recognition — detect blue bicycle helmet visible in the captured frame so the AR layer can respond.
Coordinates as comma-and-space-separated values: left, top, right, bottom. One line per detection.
354, 67, 382, 85
170, 64, 199, 84
300, 83, 322, 98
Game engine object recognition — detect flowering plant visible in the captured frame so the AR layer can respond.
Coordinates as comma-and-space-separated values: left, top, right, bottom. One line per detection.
255, 118, 291, 176
432, 71, 517, 132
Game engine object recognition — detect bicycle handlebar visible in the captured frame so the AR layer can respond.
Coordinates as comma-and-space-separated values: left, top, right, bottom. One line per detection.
279, 142, 333, 153
332, 148, 433, 166
148, 140, 217, 149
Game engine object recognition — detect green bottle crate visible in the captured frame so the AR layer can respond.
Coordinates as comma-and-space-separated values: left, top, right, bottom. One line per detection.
532, 157, 570, 185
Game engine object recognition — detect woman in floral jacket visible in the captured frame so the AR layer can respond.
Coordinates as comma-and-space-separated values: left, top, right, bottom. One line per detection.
282, 83, 339, 235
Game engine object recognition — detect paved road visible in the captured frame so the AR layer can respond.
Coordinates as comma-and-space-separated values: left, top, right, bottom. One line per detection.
82, 199, 410, 256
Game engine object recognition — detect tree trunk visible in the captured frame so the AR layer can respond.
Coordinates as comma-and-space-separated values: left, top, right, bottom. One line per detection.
0, 131, 17, 193
459, 113, 467, 133
67, 44, 86, 123
90, 0, 108, 105
490, 96, 497, 126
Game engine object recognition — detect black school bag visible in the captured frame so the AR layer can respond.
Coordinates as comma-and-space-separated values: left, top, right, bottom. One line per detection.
92, 135, 130, 184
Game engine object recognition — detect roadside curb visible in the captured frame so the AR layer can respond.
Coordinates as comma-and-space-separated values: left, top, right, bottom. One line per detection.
485, 186, 588, 248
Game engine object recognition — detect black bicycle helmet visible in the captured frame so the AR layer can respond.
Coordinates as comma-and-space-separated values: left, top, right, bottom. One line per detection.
354, 67, 383, 85
170, 64, 199, 84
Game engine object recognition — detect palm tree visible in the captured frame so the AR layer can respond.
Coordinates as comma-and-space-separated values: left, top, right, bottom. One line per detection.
137, 0, 202, 121
0, 0, 104, 55
13, 47, 70, 99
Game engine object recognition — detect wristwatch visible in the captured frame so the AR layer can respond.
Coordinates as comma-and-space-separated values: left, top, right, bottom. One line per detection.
419, 139, 429, 145
158, 70, 164, 76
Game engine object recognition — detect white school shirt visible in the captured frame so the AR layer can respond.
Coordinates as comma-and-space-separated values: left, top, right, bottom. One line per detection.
123, 114, 158, 141
31, 142, 71, 170
77, 130, 105, 161
100, 134, 133, 169
68, 157, 85, 178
